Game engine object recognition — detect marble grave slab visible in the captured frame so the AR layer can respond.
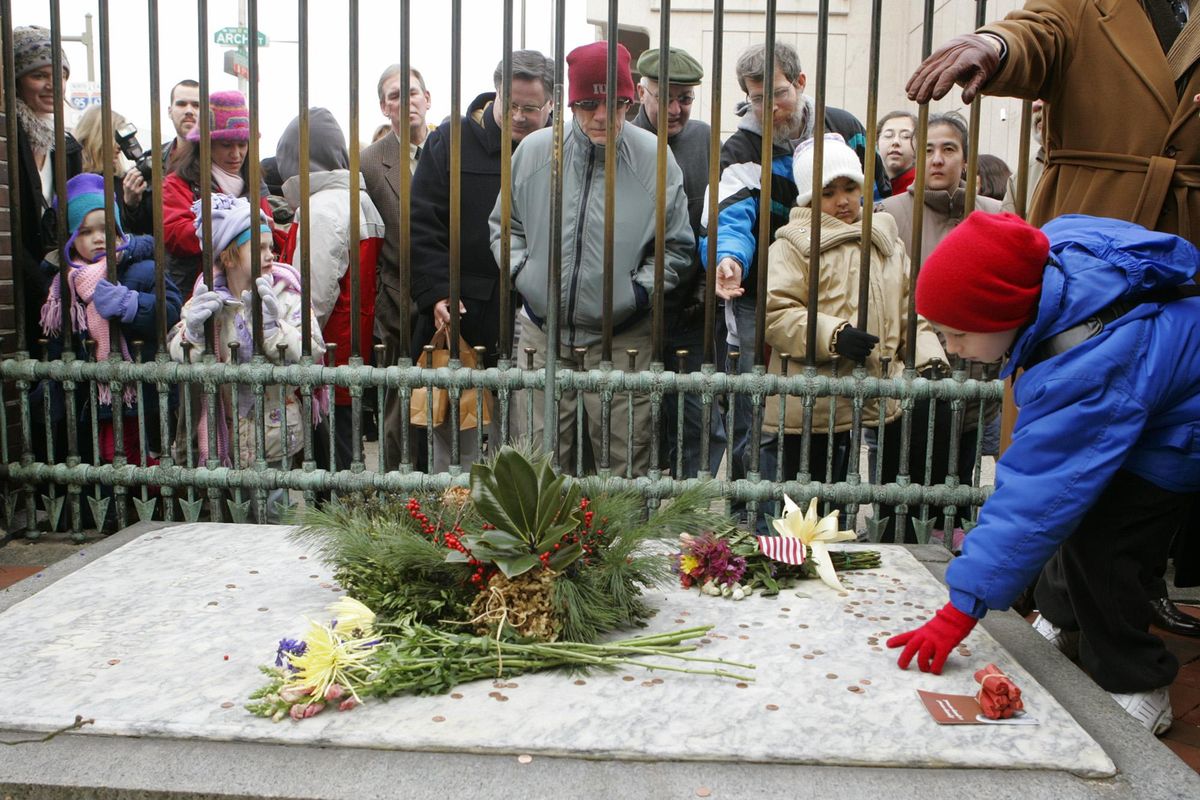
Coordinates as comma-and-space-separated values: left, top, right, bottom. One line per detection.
0, 523, 1116, 777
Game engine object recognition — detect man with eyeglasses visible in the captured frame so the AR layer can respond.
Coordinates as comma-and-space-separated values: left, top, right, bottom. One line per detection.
409, 50, 554, 469
630, 46, 726, 479
491, 40, 694, 477
700, 41, 881, 527
877, 110, 917, 198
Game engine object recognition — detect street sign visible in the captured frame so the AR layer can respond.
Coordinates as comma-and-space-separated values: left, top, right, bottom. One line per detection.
223, 49, 250, 80
214, 27, 268, 48
67, 81, 102, 112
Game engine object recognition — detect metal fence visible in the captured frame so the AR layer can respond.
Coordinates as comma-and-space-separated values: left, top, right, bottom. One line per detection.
0, 0, 1016, 540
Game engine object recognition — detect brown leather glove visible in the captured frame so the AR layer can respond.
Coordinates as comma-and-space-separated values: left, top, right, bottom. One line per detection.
906, 34, 1002, 104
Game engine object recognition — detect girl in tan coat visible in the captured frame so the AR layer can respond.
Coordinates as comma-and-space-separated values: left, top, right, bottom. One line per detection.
765, 134, 946, 512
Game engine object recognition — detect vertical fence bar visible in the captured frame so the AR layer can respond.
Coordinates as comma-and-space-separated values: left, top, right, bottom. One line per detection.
963, 0, 987, 215
543, 0, 566, 459
347, 0, 364, 473
398, 0, 414, 468
499, 0, 514, 367
1014, 100, 1034, 220
702, 0, 723, 369
1, 2, 24, 357
447, 0, 463, 467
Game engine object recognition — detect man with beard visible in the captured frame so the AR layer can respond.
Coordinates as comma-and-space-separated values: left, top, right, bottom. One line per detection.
409, 50, 553, 469
161, 79, 199, 168
700, 41, 876, 522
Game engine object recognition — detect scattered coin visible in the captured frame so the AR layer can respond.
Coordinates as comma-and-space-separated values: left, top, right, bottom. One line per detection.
789, 643, 802, 649
220, 701, 234, 708
574, 680, 586, 686
450, 693, 463, 699
696, 789, 712, 798
848, 686, 863, 693
622, 675, 635, 682
432, 716, 446, 722
518, 754, 533, 764
765, 704, 780, 711
826, 673, 838, 680
735, 682, 749, 689
107, 659, 120, 665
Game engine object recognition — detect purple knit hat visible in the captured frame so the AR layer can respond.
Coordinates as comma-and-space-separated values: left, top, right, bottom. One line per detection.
187, 90, 251, 142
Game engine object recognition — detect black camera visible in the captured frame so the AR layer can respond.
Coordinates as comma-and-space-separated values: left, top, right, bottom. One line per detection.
115, 121, 154, 182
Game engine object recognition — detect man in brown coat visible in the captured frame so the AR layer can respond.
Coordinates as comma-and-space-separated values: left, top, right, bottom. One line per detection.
907, 0, 1200, 241
907, 0, 1200, 635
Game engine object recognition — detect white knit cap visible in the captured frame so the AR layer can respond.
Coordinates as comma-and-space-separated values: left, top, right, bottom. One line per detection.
793, 133, 865, 208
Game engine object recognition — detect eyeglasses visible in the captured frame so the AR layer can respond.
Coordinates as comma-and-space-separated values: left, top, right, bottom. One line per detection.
879, 130, 914, 141
570, 97, 633, 112
642, 88, 696, 106
508, 100, 550, 117
747, 86, 794, 107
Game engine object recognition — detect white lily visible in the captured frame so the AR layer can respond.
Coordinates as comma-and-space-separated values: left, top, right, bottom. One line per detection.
772, 495, 856, 591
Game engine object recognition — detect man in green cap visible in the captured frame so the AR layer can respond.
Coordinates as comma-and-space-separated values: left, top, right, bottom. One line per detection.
632, 46, 725, 479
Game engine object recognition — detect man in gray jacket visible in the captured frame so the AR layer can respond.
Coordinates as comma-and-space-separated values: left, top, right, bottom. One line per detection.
490, 40, 694, 476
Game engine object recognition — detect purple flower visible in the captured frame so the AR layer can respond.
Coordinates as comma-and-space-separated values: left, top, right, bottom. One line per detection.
275, 637, 307, 670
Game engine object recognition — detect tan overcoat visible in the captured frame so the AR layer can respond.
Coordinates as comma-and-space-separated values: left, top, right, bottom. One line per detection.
981, 0, 1200, 243
763, 208, 946, 435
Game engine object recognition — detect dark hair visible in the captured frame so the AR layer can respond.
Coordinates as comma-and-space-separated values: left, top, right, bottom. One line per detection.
169, 139, 252, 196
927, 111, 970, 160
876, 109, 916, 138
975, 154, 1012, 201
735, 41, 803, 93
170, 79, 200, 104
494, 50, 553, 99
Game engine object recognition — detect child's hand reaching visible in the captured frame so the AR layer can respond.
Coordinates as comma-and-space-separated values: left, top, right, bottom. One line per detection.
715, 257, 745, 300
92, 279, 139, 323
241, 277, 280, 337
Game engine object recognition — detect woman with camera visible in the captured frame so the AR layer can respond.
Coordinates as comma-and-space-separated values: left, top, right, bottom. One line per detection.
72, 106, 154, 236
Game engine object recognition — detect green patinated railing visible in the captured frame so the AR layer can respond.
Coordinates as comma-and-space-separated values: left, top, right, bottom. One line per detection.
1, 0, 1016, 542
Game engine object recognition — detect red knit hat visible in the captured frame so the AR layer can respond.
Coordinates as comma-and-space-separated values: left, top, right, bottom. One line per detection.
916, 212, 1050, 332
567, 41, 635, 105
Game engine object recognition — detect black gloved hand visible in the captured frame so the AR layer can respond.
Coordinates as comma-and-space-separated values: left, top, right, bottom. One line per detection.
906, 33, 1002, 104
833, 325, 879, 362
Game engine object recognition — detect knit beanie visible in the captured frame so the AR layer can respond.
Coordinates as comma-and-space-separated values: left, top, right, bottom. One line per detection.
916, 211, 1050, 333
54, 173, 124, 262
567, 41, 635, 105
14, 26, 69, 80
793, 133, 865, 208
275, 107, 350, 183
187, 90, 251, 142
192, 193, 270, 255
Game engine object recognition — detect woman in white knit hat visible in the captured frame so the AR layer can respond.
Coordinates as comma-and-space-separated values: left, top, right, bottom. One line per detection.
763, 132, 946, 491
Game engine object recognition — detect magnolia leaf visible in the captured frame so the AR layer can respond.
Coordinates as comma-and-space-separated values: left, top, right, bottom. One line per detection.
494, 553, 540, 579
444, 549, 470, 563
470, 461, 523, 536
478, 530, 526, 550
547, 541, 583, 572
497, 448, 541, 531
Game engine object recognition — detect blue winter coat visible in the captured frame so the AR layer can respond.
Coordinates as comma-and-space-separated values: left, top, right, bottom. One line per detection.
947, 214, 1200, 619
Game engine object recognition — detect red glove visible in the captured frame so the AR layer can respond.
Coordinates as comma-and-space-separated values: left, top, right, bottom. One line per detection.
905, 34, 1002, 104
887, 602, 977, 674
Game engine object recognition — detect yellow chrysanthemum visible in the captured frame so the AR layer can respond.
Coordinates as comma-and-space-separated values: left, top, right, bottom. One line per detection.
772, 495, 856, 591
679, 554, 701, 574
284, 620, 377, 702
327, 596, 376, 637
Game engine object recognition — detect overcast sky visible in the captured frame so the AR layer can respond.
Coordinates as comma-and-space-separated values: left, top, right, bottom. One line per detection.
21, 1, 593, 156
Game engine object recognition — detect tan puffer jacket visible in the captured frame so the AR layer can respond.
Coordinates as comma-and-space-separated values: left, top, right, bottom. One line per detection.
763, 206, 945, 435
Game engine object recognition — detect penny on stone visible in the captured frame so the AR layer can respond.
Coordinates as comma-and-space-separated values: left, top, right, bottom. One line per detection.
248, 570, 259, 574
826, 673, 838, 679
225, 584, 237, 589
319, 583, 332, 589
872, 646, 883, 652
309, 574, 319, 578
574, 679, 587, 686
488, 691, 502, 698
652, 678, 664, 685
696, 789, 712, 798
765, 704, 780, 711
432, 716, 446, 722
108, 659, 121, 665
700, 638, 712, 644
848, 686, 863, 693
860, 679, 872, 685
781, 607, 791, 612
738, 623, 750, 629
642, 681, 655, 687
298, 555, 308, 560
505, 682, 519, 689
798, 624, 809, 629
207, 601, 219, 606
736, 682, 749, 689
812, 649, 825, 655
622, 675, 636, 682
450, 693, 464, 699
497, 696, 509, 702
220, 701, 234, 708
738, 635, 750, 640
789, 643, 802, 649
675, 619, 686, 624
518, 754, 533, 764
803, 654, 815, 660
258, 607, 269, 612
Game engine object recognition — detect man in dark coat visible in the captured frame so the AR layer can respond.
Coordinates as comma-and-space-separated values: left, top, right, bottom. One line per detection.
408, 50, 553, 470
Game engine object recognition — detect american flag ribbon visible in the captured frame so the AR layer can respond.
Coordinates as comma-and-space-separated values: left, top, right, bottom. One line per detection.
756, 535, 806, 565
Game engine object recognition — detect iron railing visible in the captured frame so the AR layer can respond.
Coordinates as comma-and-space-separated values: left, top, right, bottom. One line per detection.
0, 0, 1019, 542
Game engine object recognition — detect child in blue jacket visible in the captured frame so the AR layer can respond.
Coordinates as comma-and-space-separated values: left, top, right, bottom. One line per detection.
39, 173, 182, 466
887, 211, 1200, 736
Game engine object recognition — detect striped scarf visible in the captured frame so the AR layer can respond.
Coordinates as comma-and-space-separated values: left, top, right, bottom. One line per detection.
39, 257, 137, 407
